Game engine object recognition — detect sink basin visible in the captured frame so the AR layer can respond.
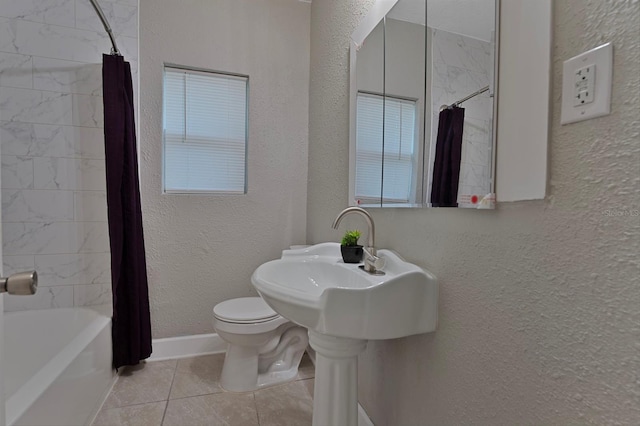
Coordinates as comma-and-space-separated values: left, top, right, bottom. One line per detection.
251, 242, 437, 340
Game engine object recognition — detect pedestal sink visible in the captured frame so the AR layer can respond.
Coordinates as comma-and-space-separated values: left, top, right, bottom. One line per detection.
251, 243, 438, 426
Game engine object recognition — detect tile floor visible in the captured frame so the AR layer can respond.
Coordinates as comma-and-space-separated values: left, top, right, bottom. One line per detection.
92, 353, 315, 426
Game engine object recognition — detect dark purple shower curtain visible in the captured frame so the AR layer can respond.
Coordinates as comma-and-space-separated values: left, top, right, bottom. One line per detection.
102, 54, 152, 368
430, 106, 465, 207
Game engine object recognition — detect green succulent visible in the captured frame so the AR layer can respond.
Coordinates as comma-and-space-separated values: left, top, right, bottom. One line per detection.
341, 230, 361, 246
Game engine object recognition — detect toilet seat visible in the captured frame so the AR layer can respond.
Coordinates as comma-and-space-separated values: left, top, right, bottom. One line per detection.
213, 297, 279, 324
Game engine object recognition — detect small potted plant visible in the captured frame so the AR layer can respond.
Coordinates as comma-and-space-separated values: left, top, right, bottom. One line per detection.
340, 230, 363, 263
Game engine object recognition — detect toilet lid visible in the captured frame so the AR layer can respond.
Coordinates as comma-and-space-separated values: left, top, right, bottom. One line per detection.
213, 297, 280, 323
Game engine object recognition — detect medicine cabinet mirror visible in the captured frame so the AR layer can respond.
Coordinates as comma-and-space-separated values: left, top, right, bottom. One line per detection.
349, 0, 499, 208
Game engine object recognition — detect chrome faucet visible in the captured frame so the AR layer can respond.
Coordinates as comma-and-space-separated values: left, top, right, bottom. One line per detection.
332, 206, 383, 274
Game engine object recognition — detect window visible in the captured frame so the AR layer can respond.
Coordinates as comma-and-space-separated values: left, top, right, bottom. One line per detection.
355, 92, 418, 203
163, 66, 248, 193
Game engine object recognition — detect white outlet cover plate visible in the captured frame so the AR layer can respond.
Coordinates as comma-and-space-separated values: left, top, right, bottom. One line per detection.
561, 43, 613, 125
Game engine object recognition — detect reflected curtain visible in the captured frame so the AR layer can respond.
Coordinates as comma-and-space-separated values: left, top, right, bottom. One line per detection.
102, 54, 152, 368
430, 106, 465, 207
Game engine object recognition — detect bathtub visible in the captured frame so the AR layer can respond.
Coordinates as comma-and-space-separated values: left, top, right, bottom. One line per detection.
4, 307, 115, 426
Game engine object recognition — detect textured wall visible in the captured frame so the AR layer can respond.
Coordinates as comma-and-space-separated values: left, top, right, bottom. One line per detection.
140, 0, 310, 338
308, 0, 639, 424
0, 0, 138, 311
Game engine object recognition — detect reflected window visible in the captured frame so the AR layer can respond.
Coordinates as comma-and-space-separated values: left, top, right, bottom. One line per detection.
355, 92, 417, 204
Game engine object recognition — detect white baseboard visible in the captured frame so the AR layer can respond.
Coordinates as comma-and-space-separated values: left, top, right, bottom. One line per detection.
147, 333, 374, 425
358, 404, 375, 426
148, 333, 226, 361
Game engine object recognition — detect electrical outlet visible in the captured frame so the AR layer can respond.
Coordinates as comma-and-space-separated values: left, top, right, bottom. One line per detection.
561, 43, 613, 125
573, 64, 595, 107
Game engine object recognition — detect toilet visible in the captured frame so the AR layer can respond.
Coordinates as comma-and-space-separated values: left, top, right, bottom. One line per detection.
212, 297, 309, 392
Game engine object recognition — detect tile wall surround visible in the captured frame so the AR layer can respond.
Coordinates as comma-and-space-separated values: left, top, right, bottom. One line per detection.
429, 28, 493, 208
0, 0, 138, 311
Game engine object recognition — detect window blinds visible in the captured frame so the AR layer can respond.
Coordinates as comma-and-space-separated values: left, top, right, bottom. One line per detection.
163, 67, 248, 193
355, 93, 417, 203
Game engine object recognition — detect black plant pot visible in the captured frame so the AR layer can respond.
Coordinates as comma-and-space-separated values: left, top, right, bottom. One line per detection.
340, 245, 363, 263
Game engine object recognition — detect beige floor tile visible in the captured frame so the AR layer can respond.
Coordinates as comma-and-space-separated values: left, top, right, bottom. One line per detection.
169, 353, 226, 399
300, 378, 314, 398
92, 401, 166, 426
163, 392, 259, 426
254, 379, 314, 426
296, 353, 315, 380
103, 360, 177, 409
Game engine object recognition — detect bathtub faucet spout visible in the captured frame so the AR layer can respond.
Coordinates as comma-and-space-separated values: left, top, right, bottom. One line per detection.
0, 271, 38, 295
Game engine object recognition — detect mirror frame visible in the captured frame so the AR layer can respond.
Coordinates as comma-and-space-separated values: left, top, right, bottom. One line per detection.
349, 0, 501, 209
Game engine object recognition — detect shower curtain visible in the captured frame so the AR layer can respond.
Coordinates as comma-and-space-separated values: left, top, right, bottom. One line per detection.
102, 54, 152, 368
430, 106, 465, 207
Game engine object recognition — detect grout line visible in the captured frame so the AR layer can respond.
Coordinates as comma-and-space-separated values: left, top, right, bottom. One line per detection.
0, 119, 105, 130
30, 54, 35, 90
2, 156, 107, 161
101, 398, 168, 411
164, 390, 227, 403
253, 392, 262, 426
0, 84, 105, 98
160, 360, 179, 425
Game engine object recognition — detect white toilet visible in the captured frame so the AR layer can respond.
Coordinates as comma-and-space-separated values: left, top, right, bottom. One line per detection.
212, 297, 309, 392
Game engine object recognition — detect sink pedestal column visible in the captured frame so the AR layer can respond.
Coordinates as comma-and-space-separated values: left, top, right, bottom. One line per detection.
308, 330, 367, 426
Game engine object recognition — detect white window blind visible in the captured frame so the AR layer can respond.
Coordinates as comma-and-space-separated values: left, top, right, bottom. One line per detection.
355, 92, 417, 203
163, 67, 248, 193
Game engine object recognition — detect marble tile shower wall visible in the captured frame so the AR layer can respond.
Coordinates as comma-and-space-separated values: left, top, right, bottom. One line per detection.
430, 28, 492, 208
0, 0, 138, 311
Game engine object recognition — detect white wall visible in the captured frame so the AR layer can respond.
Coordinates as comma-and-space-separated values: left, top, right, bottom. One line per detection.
308, 0, 639, 424
139, 0, 310, 338
0, 0, 138, 311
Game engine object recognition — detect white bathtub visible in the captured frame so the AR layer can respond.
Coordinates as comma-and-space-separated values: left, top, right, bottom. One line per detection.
4, 307, 115, 426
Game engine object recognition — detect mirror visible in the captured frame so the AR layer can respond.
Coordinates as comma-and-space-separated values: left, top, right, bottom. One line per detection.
349, 0, 499, 208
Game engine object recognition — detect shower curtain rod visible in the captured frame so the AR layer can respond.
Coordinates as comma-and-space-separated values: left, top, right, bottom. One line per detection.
441, 85, 490, 111
88, 0, 120, 55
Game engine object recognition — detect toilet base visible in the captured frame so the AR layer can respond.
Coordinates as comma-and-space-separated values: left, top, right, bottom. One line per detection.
219, 326, 309, 392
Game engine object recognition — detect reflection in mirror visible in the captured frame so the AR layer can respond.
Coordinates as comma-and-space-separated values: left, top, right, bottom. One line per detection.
354, 20, 385, 205
350, 0, 498, 209
382, 5, 426, 207
426, 0, 497, 208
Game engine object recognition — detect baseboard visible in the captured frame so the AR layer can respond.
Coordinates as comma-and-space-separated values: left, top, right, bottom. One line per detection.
358, 404, 375, 426
148, 333, 226, 361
